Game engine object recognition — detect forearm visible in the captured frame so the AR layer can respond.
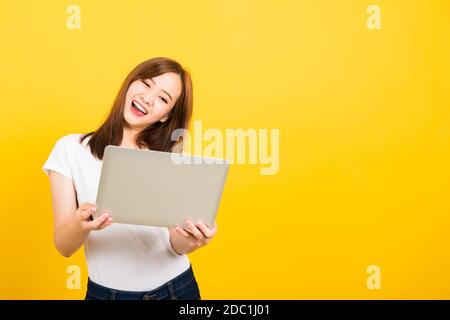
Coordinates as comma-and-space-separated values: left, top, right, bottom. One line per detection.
54, 219, 90, 257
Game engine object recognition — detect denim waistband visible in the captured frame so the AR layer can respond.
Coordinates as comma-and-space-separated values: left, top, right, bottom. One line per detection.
86, 264, 196, 300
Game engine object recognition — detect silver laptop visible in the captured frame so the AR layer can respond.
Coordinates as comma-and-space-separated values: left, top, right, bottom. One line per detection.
94, 145, 230, 228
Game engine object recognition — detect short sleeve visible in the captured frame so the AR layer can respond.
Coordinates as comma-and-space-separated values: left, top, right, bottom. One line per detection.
42, 136, 73, 180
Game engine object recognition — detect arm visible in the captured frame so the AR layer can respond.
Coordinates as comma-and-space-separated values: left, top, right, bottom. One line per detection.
49, 171, 113, 257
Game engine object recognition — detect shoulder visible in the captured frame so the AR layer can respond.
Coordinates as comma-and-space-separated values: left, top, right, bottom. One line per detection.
56, 133, 81, 145
55, 133, 86, 153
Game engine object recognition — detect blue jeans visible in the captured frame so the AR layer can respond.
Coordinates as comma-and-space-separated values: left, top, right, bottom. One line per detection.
85, 264, 201, 300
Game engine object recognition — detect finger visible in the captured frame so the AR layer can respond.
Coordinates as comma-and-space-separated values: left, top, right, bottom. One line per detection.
175, 226, 191, 238
79, 206, 98, 220
91, 213, 110, 229
196, 221, 214, 238
85, 213, 109, 230
184, 219, 204, 240
97, 216, 113, 230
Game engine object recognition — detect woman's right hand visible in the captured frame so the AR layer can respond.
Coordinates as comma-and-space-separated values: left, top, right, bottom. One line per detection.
76, 202, 113, 231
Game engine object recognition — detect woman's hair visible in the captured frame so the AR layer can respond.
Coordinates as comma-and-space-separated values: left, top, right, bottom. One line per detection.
80, 57, 193, 160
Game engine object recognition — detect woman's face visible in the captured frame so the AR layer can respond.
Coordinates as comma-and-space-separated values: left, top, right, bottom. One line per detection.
124, 72, 182, 129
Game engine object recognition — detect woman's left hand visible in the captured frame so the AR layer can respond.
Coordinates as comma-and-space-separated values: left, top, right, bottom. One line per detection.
169, 219, 218, 255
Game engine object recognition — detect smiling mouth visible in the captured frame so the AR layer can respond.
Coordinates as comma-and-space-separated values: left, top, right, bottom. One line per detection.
131, 100, 148, 115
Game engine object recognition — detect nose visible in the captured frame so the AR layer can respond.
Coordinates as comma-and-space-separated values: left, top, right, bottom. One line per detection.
141, 91, 155, 107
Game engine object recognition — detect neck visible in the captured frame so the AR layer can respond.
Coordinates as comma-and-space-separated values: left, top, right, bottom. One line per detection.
121, 125, 141, 149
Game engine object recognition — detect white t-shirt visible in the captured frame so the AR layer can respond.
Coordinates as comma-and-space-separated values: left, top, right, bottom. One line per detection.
42, 133, 190, 291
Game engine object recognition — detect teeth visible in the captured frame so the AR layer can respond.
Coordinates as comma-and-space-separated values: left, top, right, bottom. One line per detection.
132, 100, 147, 114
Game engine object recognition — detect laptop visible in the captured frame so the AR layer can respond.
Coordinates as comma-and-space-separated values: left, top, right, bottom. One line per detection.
93, 145, 230, 229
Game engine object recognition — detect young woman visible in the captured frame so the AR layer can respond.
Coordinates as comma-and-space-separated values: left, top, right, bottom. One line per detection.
42, 57, 217, 300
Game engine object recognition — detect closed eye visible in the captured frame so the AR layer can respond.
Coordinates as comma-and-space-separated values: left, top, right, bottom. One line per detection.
140, 79, 171, 104
141, 79, 169, 104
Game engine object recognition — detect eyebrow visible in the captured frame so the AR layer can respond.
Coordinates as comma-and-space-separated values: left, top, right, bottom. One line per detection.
149, 78, 173, 101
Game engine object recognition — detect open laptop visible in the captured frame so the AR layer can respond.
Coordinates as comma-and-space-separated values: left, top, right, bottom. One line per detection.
93, 145, 230, 228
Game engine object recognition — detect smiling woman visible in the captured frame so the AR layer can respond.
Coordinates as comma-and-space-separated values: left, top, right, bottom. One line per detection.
42, 57, 217, 300
82, 57, 193, 155
125, 74, 181, 130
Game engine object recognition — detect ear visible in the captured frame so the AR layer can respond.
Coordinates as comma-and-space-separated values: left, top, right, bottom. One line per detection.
160, 115, 169, 123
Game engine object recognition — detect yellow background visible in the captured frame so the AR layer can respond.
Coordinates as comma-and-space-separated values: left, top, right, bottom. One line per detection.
0, 0, 449, 299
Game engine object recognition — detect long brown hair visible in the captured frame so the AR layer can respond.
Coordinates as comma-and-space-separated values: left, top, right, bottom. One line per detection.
80, 57, 193, 160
